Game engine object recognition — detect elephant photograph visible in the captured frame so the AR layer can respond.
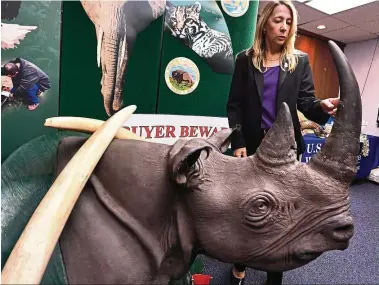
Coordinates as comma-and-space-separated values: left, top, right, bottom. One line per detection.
80, 0, 166, 116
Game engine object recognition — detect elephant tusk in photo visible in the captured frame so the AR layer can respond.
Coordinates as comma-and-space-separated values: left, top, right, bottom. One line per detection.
97, 26, 103, 68
1, 105, 137, 285
119, 35, 128, 71
44, 116, 146, 141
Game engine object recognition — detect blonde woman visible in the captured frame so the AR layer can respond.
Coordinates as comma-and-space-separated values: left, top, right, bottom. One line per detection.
226, 1, 339, 284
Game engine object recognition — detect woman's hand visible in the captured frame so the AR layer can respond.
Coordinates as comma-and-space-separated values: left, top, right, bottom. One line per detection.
234, 148, 247, 158
320, 97, 340, 117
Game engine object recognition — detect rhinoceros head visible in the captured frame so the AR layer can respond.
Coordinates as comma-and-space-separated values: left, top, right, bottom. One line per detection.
168, 41, 361, 272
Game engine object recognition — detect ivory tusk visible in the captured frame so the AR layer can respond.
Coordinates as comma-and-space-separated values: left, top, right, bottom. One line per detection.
97, 26, 103, 68
1, 105, 137, 284
119, 35, 127, 71
44, 116, 145, 141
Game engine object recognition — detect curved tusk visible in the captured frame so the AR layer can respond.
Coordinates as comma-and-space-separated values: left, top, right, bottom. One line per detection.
97, 26, 103, 68
1, 105, 137, 284
119, 35, 127, 71
44, 116, 145, 141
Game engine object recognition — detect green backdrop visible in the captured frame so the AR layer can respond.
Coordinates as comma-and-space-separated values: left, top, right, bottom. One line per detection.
59, 1, 258, 119
59, 1, 165, 120
158, 1, 258, 116
1, 1, 62, 162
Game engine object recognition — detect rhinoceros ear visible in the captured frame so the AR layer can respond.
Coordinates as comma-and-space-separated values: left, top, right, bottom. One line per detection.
168, 139, 212, 187
207, 128, 234, 153
255, 103, 297, 166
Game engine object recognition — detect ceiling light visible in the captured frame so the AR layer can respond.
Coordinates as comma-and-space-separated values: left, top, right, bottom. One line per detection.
306, 0, 376, 15
317, 25, 327, 30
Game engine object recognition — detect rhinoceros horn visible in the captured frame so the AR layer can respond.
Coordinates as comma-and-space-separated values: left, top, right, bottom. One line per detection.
255, 102, 297, 167
255, 40, 361, 185
308, 41, 361, 184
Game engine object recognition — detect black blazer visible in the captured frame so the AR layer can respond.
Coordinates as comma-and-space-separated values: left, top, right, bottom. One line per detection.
226, 50, 330, 156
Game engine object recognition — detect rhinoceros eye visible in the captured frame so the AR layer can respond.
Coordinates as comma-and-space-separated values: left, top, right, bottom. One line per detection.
243, 192, 278, 228
254, 200, 268, 212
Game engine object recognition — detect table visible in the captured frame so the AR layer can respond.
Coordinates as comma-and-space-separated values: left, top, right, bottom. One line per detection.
301, 133, 379, 180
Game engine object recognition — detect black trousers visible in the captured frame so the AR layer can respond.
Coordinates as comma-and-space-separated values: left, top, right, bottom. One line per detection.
234, 263, 283, 284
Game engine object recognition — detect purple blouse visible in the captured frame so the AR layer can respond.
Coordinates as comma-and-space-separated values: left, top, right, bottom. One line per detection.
261, 66, 280, 130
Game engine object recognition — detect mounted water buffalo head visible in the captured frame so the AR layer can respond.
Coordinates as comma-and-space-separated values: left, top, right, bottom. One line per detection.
167, 40, 361, 272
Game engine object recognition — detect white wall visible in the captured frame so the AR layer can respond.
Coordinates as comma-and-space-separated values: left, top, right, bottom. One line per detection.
344, 38, 379, 136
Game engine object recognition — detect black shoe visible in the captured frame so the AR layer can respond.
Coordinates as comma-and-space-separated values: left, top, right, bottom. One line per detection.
230, 270, 245, 285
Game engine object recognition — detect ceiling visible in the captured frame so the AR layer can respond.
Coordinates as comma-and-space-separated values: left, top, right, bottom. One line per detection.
258, 0, 379, 45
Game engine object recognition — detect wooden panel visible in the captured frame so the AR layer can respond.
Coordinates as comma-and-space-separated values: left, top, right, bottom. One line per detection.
295, 32, 340, 100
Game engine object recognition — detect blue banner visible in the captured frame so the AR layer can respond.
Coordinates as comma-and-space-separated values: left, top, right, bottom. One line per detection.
301, 134, 379, 180
301, 134, 326, 163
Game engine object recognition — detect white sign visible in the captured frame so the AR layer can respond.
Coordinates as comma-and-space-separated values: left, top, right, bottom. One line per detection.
123, 114, 229, 145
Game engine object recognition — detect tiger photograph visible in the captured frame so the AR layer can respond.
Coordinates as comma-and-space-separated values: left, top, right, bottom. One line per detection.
165, 1, 235, 74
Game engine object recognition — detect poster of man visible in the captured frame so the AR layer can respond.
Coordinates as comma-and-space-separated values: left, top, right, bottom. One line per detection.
2, 57, 51, 111
1, 0, 61, 162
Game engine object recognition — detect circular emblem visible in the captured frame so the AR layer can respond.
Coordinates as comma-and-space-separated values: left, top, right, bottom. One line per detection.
165, 57, 200, 95
221, 0, 249, 17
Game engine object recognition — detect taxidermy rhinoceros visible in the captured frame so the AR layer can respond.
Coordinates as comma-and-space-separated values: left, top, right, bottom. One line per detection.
55, 41, 361, 284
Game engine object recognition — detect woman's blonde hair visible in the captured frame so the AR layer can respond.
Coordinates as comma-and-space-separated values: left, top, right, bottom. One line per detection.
246, 0, 299, 73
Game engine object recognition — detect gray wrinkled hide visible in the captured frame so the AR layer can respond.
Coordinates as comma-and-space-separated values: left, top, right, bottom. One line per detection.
58, 138, 193, 284
56, 41, 361, 284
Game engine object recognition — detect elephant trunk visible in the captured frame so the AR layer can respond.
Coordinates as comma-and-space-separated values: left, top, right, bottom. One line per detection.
309, 41, 362, 185
100, 31, 128, 116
